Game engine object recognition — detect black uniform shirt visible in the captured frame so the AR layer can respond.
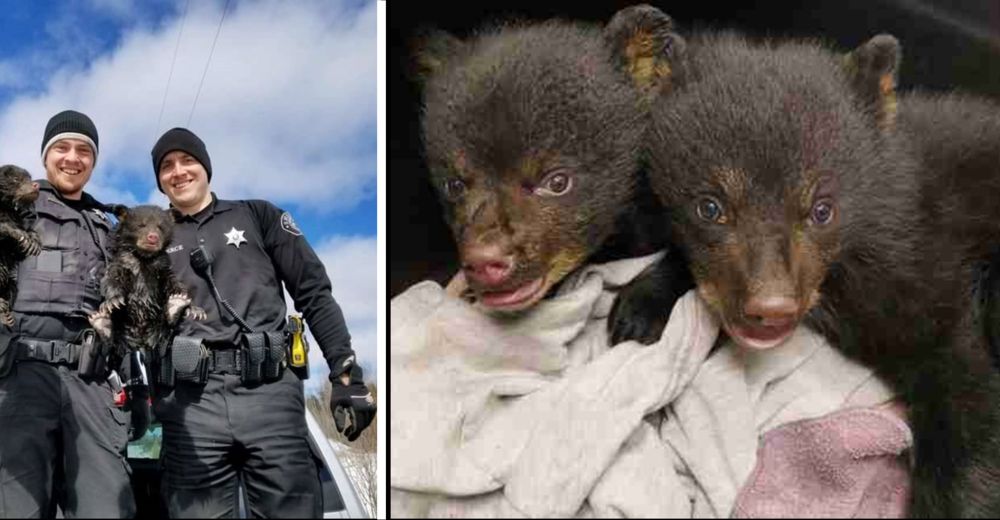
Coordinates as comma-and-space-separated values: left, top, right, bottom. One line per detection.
167, 194, 355, 378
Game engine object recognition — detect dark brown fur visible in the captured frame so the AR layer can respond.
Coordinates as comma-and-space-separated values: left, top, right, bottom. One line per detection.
895, 93, 1000, 372
631, 27, 1000, 517
89, 205, 204, 357
414, 6, 692, 336
0, 165, 40, 327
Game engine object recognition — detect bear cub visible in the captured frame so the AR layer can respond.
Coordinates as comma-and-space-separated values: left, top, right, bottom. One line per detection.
89, 205, 205, 357
0, 165, 40, 327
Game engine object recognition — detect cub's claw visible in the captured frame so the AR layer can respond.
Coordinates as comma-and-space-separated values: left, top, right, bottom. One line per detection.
18, 232, 41, 256
99, 296, 125, 315
0, 300, 12, 328
185, 305, 207, 321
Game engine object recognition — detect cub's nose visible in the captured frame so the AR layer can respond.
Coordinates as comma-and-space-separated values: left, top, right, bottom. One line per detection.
743, 296, 799, 327
462, 244, 513, 287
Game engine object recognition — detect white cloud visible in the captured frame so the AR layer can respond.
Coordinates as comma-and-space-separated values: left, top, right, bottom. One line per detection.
0, 61, 28, 89
282, 235, 377, 394
311, 235, 378, 324
0, 0, 376, 213
87, 182, 143, 207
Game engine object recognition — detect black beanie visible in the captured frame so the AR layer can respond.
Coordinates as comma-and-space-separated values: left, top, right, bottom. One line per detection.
41, 110, 99, 161
151, 127, 212, 192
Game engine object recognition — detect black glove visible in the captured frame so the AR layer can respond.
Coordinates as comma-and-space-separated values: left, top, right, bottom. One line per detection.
329, 361, 375, 442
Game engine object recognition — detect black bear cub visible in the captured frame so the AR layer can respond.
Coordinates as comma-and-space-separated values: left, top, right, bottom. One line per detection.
414, 6, 691, 343
622, 14, 1000, 516
89, 205, 205, 357
0, 165, 40, 327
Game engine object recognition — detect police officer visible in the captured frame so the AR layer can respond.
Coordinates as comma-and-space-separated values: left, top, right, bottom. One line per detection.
150, 127, 375, 518
0, 110, 135, 518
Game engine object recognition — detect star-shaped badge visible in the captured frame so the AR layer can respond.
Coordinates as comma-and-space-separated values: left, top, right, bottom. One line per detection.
224, 227, 247, 249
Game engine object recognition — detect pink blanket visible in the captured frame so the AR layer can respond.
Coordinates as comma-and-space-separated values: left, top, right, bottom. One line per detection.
732, 406, 911, 518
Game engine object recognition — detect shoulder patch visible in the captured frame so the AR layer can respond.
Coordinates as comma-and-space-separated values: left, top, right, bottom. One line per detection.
280, 211, 303, 236
90, 209, 109, 222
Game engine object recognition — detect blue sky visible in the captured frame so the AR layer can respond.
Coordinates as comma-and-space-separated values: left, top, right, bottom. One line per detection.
0, 0, 378, 392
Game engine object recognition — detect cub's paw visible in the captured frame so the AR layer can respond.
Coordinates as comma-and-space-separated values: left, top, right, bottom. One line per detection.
88, 309, 112, 339
19, 231, 41, 257
166, 293, 191, 323
608, 256, 693, 346
0, 308, 12, 328
0, 299, 11, 327
609, 284, 672, 346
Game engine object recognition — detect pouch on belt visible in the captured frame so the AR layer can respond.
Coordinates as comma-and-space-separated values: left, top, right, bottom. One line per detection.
171, 336, 209, 384
240, 332, 286, 384
75, 329, 106, 378
263, 331, 285, 381
241, 332, 266, 384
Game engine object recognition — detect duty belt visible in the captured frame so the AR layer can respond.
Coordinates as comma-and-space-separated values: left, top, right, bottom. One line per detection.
16, 338, 81, 365
208, 348, 242, 375
159, 333, 287, 386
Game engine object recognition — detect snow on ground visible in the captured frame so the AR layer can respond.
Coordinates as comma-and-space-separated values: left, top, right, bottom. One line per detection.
329, 438, 377, 517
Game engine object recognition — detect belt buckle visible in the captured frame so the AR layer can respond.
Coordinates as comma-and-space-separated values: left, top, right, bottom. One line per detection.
24, 341, 38, 359
213, 350, 236, 374
52, 342, 71, 364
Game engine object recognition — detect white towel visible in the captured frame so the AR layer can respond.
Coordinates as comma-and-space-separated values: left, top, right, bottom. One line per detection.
390, 252, 909, 518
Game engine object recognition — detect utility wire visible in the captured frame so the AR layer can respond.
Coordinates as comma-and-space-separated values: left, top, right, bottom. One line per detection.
188, 0, 232, 126
155, 0, 190, 137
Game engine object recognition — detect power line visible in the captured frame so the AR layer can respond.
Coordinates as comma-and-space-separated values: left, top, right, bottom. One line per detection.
155, 0, 190, 137
188, 0, 232, 127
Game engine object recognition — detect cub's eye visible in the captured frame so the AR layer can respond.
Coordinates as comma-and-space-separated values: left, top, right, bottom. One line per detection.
696, 198, 724, 223
810, 200, 835, 225
442, 178, 466, 200
535, 171, 572, 197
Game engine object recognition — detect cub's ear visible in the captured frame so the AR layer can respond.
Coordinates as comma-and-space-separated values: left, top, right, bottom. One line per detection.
409, 27, 465, 87
604, 4, 686, 96
108, 204, 130, 222
843, 34, 901, 132
0, 164, 22, 176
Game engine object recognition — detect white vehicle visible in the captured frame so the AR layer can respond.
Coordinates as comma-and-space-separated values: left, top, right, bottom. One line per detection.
126, 407, 369, 518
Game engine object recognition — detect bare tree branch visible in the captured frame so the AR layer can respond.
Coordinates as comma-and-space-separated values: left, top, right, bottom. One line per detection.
306, 381, 378, 517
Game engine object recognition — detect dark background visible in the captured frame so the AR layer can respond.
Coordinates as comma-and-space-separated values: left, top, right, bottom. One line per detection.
389, 0, 1000, 298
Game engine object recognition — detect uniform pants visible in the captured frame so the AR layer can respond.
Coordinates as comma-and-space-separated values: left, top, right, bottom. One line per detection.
0, 361, 135, 518
153, 369, 321, 518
